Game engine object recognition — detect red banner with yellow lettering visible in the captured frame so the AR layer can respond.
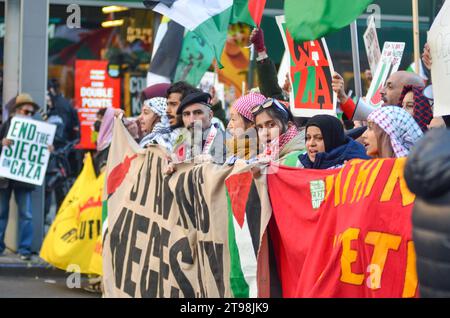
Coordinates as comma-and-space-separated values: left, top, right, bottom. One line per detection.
267, 158, 418, 298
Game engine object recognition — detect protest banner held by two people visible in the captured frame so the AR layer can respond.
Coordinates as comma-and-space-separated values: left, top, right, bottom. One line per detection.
0, 116, 56, 186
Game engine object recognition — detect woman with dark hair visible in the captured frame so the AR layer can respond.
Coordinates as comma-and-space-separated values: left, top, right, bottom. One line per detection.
362, 106, 423, 158
251, 98, 304, 166
298, 115, 369, 169
399, 85, 433, 132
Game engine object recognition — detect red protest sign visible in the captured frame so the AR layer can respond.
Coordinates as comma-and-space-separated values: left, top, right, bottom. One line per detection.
74, 60, 121, 149
276, 15, 336, 117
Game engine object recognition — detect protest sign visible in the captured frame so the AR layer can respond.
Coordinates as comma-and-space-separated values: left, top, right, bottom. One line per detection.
276, 15, 336, 117
74, 59, 121, 149
363, 15, 382, 75
366, 42, 405, 108
428, 0, 450, 117
0, 116, 56, 186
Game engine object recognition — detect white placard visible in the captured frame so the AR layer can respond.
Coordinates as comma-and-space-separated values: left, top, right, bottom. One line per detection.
365, 41, 405, 107
428, 0, 450, 117
0, 116, 56, 186
363, 15, 382, 75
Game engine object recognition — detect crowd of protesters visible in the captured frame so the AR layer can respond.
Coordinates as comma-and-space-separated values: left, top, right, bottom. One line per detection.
0, 22, 449, 296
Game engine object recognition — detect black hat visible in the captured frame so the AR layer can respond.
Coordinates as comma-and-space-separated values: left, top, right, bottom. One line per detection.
177, 91, 212, 115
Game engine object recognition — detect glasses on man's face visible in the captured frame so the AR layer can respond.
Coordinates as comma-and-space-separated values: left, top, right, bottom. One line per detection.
251, 98, 288, 115
20, 109, 35, 116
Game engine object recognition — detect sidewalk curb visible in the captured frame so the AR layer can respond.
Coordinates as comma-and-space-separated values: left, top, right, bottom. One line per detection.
0, 262, 69, 278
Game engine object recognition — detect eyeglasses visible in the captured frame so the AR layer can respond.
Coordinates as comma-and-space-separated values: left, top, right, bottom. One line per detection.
251, 98, 289, 116
21, 109, 35, 116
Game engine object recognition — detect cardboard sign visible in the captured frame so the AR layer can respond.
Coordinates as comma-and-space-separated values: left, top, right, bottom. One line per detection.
428, 0, 450, 117
363, 15, 382, 75
74, 60, 121, 149
276, 15, 336, 117
0, 116, 56, 186
365, 42, 405, 107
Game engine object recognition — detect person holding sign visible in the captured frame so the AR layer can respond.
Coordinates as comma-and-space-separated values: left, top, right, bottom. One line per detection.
332, 71, 425, 121
0, 94, 40, 260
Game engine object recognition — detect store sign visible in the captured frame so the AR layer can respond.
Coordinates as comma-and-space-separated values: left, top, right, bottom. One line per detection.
124, 73, 146, 117
74, 60, 121, 149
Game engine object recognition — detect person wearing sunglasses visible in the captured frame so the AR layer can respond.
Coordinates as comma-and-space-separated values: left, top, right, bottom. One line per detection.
0, 93, 40, 261
251, 98, 305, 166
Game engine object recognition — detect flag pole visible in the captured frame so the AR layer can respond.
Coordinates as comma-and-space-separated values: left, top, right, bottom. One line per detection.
350, 20, 362, 97
412, 0, 421, 75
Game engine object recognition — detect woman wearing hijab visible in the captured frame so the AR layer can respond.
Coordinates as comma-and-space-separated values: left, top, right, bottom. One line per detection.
138, 97, 173, 150
251, 98, 304, 166
399, 85, 433, 132
362, 106, 423, 158
298, 115, 369, 169
226, 92, 266, 164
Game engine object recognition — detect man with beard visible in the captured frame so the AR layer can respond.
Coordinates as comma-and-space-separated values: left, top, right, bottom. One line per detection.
332, 71, 425, 120
170, 89, 226, 165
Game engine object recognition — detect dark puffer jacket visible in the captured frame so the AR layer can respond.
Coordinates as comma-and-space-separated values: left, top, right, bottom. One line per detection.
404, 128, 450, 297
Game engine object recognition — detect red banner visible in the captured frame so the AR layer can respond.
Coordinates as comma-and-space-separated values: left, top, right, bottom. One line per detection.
74, 60, 121, 149
267, 158, 418, 297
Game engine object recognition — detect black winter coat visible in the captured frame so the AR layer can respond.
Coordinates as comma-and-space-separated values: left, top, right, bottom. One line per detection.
404, 128, 450, 297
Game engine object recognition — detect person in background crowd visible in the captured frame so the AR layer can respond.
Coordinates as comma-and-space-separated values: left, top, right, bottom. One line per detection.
91, 108, 107, 145
398, 85, 433, 132
332, 71, 425, 121
362, 106, 423, 158
93, 107, 115, 176
0, 94, 40, 261
209, 86, 227, 129
138, 97, 173, 150
404, 128, 450, 298
298, 115, 369, 169
251, 98, 304, 166
226, 92, 266, 164
47, 79, 81, 179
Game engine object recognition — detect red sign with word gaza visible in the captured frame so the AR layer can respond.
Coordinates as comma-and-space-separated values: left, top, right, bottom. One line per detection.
74, 60, 121, 149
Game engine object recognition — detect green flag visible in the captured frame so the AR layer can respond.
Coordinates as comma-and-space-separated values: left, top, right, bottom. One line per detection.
284, 0, 373, 42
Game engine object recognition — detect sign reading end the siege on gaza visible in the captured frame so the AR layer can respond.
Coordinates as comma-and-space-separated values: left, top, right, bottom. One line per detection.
0, 116, 56, 186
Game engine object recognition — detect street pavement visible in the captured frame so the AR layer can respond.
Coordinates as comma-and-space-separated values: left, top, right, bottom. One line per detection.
0, 250, 100, 298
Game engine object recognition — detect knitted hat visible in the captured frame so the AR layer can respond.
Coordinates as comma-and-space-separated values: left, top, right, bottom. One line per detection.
232, 92, 266, 122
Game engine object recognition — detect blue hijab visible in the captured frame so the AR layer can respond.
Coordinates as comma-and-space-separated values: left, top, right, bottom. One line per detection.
299, 137, 370, 169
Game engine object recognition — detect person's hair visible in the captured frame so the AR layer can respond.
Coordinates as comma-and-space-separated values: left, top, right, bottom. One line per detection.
373, 123, 395, 158
97, 107, 107, 117
242, 115, 254, 129
253, 105, 295, 134
166, 81, 196, 100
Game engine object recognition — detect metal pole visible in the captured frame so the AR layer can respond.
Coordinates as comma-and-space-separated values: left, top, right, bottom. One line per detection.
350, 21, 362, 98
412, 0, 421, 75
247, 44, 255, 93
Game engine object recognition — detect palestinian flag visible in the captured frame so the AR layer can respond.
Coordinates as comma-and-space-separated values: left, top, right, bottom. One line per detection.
147, 16, 185, 85
225, 171, 262, 298
284, 0, 373, 42
144, 0, 266, 67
